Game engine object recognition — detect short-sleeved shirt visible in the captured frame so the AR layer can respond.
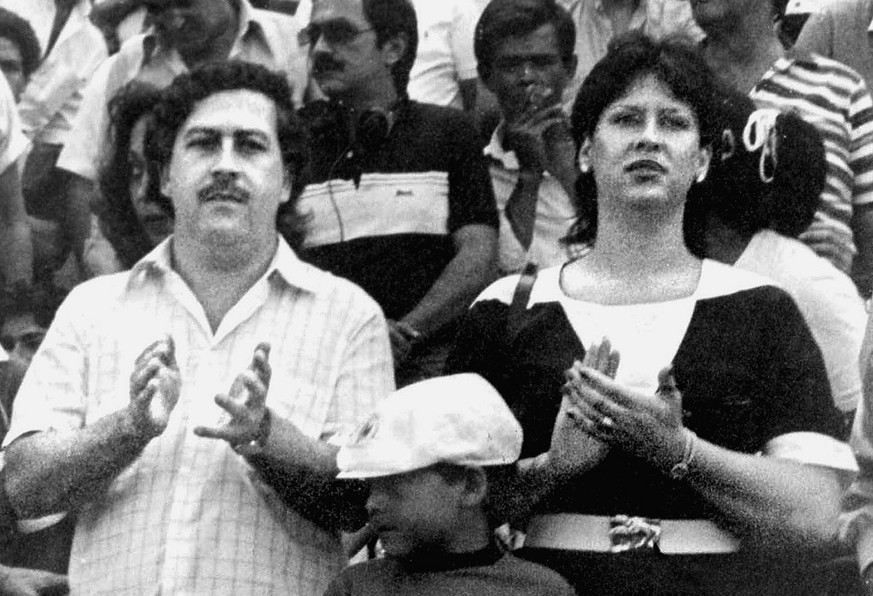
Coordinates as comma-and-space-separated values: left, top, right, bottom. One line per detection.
406, 0, 481, 109
56, 0, 308, 181
7, 0, 108, 145
298, 99, 498, 321
0, 76, 28, 173
749, 51, 873, 270
736, 229, 866, 414
3, 236, 394, 595
484, 122, 577, 274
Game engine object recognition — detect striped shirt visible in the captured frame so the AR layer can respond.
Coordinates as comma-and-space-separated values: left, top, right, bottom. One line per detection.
4, 236, 394, 595
750, 51, 873, 271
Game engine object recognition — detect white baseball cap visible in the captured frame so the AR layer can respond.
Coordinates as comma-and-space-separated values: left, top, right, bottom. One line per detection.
336, 374, 523, 479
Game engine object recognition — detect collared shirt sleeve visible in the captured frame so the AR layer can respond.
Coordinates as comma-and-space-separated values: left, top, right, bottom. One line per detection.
16, 14, 108, 140
55, 53, 118, 181
0, 76, 28, 174
322, 297, 394, 443
450, 0, 481, 83
2, 284, 93, 447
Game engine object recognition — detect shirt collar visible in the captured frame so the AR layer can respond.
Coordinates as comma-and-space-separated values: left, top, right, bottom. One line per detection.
128, 235, 321, 295
869, 16, 873, 33
483, 121, 521, 171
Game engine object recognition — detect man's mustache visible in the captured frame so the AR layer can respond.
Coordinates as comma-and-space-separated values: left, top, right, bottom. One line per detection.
313, 53, 344, 74
198, 179, 250, 204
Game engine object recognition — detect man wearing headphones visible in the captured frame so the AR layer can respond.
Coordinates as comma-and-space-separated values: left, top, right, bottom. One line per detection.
298, 0, 499, 387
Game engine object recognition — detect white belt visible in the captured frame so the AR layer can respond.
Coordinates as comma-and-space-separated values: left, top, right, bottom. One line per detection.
525, 513, 741, 554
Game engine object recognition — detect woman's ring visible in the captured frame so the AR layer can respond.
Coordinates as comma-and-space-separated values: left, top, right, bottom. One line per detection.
600, 416, 614, 429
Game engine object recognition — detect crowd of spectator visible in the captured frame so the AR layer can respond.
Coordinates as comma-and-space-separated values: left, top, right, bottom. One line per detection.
1, 0, 873, 595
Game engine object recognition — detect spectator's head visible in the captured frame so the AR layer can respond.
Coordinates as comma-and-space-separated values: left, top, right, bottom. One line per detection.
0, 7, 41, 101
690, 0, 775, 34
142, 0, 239, 60
97, 82, 173, 269
306, 0, 418, 103
568, 32, 721, 255
700, 88, 825, 243
150, 60, 310, 252
475, 0, 576, 119
337, 374, 523, 557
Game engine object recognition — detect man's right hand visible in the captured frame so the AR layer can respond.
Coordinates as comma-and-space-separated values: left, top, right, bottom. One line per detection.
504, 104, 575, 181
128, 335, 181, 439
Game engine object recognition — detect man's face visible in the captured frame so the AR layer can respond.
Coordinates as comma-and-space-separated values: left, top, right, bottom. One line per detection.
142, 0, 236, 55
0, 37, 26, 102
161, 89, 291, 249
483, 24, 575, 122
365, 467, 468, 558
307, 0, 396, 101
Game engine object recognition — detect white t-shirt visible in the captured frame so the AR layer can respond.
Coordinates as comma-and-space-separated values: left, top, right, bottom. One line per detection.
736, 229, 866, 413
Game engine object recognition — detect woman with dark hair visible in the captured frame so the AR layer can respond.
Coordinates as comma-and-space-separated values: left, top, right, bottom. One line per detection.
93, 81, 173, 270
446, 32, 855, 595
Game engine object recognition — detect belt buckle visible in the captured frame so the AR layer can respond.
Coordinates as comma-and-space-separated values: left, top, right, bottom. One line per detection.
608, 515, 661, 553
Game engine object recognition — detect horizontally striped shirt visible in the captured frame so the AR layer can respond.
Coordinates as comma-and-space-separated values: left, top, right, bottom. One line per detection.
4, 236, 394, 595
750, 51, 873, 271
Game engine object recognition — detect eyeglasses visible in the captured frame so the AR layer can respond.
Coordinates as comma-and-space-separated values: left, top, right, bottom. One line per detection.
298, 22, 375, 47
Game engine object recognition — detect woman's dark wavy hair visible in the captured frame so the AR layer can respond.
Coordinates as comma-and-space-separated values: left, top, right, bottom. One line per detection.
149, 60, 311, 251
96, 82, 166, 269
0, 7, 41, 80
567, 32, 723, 257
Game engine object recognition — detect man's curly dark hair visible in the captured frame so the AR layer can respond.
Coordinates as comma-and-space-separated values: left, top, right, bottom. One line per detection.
0, 7, 41, 79
96, 82, 167, 269
149, 60, 310, 251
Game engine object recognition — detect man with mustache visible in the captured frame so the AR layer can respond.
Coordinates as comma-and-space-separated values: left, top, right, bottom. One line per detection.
475, 0, 581, 274
298, 0, 499, 387
2, 61, 394, 595
55, 0, 308, 276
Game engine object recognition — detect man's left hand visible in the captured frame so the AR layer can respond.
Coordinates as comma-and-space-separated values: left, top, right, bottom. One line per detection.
193, 343, 272, 449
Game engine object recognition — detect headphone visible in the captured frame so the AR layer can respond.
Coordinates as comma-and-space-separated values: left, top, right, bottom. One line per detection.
299, 99, 397, 158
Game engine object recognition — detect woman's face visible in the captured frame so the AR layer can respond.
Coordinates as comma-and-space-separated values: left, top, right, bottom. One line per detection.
578, 74, 711, 210
129, 115, 174, 246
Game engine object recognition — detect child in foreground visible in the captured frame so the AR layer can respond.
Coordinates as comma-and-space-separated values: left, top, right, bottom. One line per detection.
324, 373, 574, 596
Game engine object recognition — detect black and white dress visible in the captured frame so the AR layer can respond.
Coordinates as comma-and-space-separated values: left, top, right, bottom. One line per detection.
446, 258, 853, 595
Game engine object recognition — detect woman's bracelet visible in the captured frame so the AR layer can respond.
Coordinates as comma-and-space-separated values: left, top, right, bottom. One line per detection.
669, 429, 697, 481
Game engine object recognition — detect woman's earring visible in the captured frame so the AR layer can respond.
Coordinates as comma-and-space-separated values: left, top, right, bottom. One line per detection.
696, 169, 707, 183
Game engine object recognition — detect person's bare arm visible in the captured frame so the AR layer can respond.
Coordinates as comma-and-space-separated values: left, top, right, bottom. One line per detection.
0, 165, 32, 287
4, 337, 181, 518
398, 224, 497, 338
64, 174, 100, 268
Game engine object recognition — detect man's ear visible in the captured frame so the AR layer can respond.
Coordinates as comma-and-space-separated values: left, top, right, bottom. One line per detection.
381, 32, 408, 70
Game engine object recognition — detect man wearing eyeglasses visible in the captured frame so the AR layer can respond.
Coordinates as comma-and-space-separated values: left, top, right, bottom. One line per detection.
55, 0, 309, 276
296, 0, 499, 388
